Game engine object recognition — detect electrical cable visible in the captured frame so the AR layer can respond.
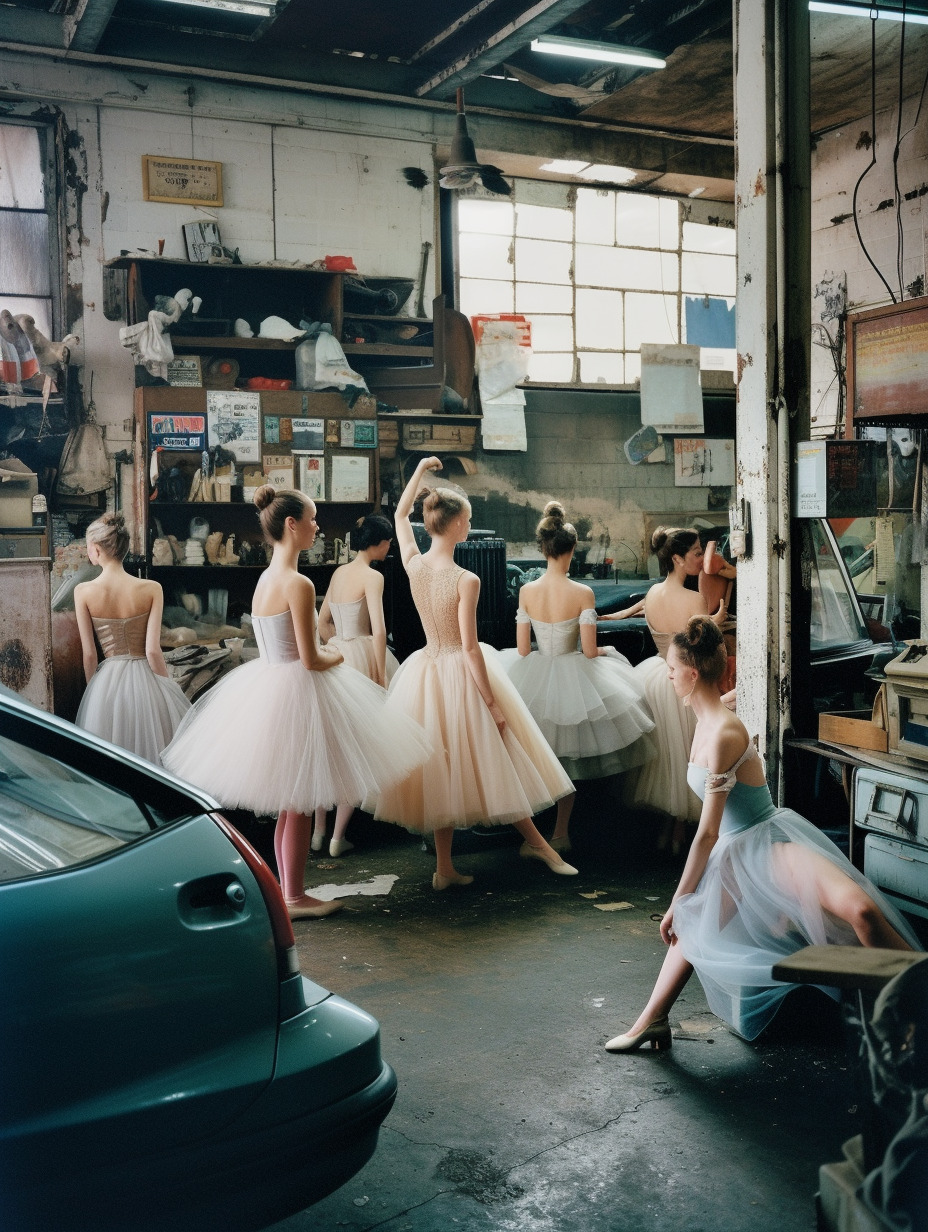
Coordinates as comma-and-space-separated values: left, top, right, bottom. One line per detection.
853, 12, 898, 302
894, 0, 908, 299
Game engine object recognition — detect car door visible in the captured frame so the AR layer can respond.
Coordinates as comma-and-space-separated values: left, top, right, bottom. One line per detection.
0, 701, 280, 1174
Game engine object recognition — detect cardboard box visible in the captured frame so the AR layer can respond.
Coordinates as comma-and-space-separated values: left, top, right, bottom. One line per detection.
378, 419, 399, 458
818, 708, 889, 753
402, 422, 477, 452
0, 458, 38, 528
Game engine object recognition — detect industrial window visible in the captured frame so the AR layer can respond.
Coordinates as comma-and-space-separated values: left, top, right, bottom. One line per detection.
456, 179, 736, 386
0, 123, 58, 339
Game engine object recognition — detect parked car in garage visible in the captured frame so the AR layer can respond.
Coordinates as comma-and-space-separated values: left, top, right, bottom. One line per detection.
0, 690, 396, 1232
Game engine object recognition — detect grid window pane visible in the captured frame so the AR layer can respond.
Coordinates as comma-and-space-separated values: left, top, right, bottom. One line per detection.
623, 293, 679, 348
0, 212, 51, 296
624, 352, 641, 384
683, 221, 736, 254
457, 199, 514, 235
682, 251, 736, 296
516, 282, 573, 313
527, 352, 574, 382
579, 352, 624, 383
576, 245, 672, 292
458, 279, 514, 318
0, 125, 44, 209
526, 314, 573, 352
458, 232, 512, 280
575, 188, 615, 245
576, 288, 623, 349
615, 194, 679, 249
515, 203, 572, 241
0, 296, 52, 339
574, 244, 625, 289
514, 237, 573, 284
514, 179, 572, 209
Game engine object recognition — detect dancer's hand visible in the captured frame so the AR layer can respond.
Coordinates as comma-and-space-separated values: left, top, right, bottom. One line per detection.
710, 598, 727, 626
488, 700, 506, 735
660, 907, 676, 945
417, 455, 442, 475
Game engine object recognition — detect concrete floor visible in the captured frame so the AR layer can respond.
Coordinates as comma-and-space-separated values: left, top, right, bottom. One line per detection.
264, 781, 862, 1232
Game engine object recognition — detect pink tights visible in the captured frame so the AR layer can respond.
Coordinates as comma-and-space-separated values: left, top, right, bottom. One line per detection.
274, 809, 313, 901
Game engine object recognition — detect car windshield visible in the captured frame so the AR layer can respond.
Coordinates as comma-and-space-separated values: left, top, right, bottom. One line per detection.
809, 518, 869, 652
0, 734, 153, 881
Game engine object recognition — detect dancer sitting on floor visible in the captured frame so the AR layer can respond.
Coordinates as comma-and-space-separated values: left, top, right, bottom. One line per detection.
371, 456, 577, 890
605, 616, 920, 1053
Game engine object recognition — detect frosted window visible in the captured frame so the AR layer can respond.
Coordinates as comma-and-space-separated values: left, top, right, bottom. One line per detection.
458, 232, 512, 280
458, 279, 514, 318
682, 251, 736, 296
683, 221, 736, 254
514, 179, 572, 209
616, 195, 678, 249
579, 352, 624, 383
0, 213, 51, 296
576, 288, 623, 348
575, 189, 615, 245
526, 314, 573, 352
515, 203, 572, 241
574, 245, 625, 289
527, 352, 574, 382
0, 297, 52, 339
0, 125, 44, 209
516, 282, 573, 313
576, 246, 674, 292
624, 293, 678, 348
514, 238, 573, 284
624, 352, 641, 383
457, 199, 514, 236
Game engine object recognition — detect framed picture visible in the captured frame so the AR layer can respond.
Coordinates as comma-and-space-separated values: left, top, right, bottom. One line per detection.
183, 220, 222, 263
846, 295, 928, 436
330, 453, 371, 502
143, 156, 223, 206
294, 452, 325, 502
166, 356, 202, 387
291, 417, 324, 451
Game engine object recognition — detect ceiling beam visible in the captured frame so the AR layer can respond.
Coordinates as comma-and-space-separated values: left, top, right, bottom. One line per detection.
408, 0, 503, 64
415, 0, 593, 99
2, 11, 66, 50
65, 0, 124, 53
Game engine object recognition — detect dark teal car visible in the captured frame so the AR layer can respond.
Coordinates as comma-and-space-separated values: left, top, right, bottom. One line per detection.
0, 691, 396, 1231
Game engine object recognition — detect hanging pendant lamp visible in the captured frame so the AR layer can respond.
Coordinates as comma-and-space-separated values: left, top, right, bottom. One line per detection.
439, 90, 511, 196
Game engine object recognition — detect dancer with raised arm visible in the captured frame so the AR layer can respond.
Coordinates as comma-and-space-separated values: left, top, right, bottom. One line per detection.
605, 616, 919, 1052
372, 457, 577, 890
75, 511, 190, 762
163, 487, 430, 920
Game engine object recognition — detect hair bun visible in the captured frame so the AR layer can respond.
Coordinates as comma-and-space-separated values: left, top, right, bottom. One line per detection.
253, 484, 277, 511
684, 614, 722, 651
651, 526, 668, 552
543, 500, 565, 523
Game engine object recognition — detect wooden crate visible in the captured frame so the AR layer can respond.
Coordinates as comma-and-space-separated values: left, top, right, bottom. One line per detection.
818, 709, 888, 753
402, 422, 477, 452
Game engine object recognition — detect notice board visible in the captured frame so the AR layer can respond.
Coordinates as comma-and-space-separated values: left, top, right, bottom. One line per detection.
847, 296, 928, 435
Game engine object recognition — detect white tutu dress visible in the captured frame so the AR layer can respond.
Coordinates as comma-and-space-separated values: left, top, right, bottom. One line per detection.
161, 609, 431, 815
75, 613, 190, 764
326, 596, 399, 685
675, 742, 922, 1039
498, 608, 655, 779
624, 628, 701, 822
371, 558, 574, 832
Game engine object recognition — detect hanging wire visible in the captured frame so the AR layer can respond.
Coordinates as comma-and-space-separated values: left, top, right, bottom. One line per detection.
893, 0, 908, 299
853, 12, 898, 302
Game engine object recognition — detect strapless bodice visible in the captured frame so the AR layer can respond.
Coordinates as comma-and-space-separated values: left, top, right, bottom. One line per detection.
252, 610, 301, 665
408, 558, 464, 658
92, 613, 148, 659
526, 614, 582, 656
647, 625, 674, 660
687, 763, 778, 834
329, 597, 371, 641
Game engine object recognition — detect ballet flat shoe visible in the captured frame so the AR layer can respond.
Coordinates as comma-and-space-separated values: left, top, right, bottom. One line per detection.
310, 831, 326, 852
549, 836, 572, 854
604, 1017, 672, 1054
432, 872, 474, 891
328, 838, 354, 858
285, 898, 344, 920
519, 841, 578, 876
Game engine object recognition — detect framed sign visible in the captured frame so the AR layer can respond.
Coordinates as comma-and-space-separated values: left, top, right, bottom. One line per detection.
846, 295, 928, 435
142, 156, 223, 207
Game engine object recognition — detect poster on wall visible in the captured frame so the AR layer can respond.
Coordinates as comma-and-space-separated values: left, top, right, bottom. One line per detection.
848, 297, 928, 429
640, 343, 704, 434
294, 452, 325, 501
143, 156, 223, 206
673, 438, 735, 487
330, 454, 371, 502
206, 391, 260, 462
291, 417, 325, 452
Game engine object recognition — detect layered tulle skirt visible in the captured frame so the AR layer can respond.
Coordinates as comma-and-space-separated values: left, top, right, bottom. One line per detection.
675, 807, 922, 1039
371, 644, 574, 832
162, 657, 431, 815
498, 647, 656, 779
76, 656, 190, 764
328, 634, 399, 686
624, 655, 700, 821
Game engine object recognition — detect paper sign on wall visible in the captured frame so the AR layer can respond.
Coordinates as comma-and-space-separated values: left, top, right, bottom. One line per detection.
673, 438, 735, 487
640, 343, 704, 434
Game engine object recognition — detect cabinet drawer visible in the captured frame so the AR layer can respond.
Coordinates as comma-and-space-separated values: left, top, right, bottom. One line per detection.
853, 767, 928, 845
863, 833, 928, 919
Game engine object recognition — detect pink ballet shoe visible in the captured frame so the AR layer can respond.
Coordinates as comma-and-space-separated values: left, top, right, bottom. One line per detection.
285, 897, 344, 919
605, 1017, 672, 1053
519, 841, 578, 875
432, 871, 474, 891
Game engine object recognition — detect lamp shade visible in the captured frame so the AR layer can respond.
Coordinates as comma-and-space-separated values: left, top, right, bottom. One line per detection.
440, 112, 481, 175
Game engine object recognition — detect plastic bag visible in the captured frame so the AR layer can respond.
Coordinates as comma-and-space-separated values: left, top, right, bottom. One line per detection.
57, 418, 110, 496
294, 323, 368, 392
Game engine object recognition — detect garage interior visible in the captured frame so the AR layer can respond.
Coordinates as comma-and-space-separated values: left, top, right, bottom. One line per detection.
3, 1, 928, 1229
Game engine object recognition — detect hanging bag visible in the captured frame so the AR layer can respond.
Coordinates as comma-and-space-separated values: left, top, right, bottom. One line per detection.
56, 378, 110, 497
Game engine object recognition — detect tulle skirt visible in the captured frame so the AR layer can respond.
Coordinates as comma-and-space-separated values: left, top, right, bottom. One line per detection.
624, 655, 700, 821
498, 646, 656, 780
76, 656, 190, 764
161, 657, 431, 815
328, 634, 399, 686
674, 808, 922, 1039
371, 644, 574, 832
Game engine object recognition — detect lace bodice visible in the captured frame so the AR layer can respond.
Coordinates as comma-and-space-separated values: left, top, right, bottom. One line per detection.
92, 613, 148, 659
252, 610, 301, 666
516, 606, 596, 656
408, 557, 464, 657
329, 597, 372, 641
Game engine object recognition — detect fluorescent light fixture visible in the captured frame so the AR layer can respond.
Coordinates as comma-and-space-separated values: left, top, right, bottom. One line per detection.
809, 1, 928, 22
577, 163, 637, 185
531, 34, 666, 69
539, 159, 591, 174
157, 0, 277, 13
688, 186, 706, 198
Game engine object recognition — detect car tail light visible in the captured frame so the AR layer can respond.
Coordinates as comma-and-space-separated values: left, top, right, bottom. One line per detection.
210, 812, 299, 978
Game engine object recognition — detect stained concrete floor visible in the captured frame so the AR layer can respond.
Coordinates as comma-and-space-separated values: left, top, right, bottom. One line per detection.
258, 780, 866, 1232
